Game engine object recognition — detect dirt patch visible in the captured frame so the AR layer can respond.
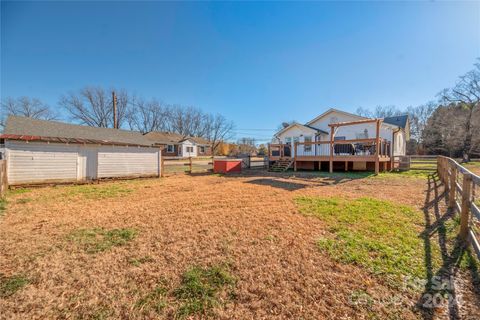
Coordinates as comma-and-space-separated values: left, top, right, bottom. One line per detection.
0, 171, 478, 319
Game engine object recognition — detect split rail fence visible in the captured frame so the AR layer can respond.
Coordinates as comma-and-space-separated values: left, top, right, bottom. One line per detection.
437, 156, 480, 259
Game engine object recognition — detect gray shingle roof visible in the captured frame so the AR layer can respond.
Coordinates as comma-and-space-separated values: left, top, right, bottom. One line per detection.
3, 116, 154, 146
383, 115, 409, 129
144, 131, 211, 145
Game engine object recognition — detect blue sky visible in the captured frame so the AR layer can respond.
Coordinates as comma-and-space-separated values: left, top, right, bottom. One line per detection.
1, 1, 479, 142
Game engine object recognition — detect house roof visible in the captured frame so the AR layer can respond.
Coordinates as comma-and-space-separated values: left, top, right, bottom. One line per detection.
2, 116, 154, 147
383, 115, 409, 129
274, 122, 328, 137
305, 108, 367, 126
144, 131, 211, 145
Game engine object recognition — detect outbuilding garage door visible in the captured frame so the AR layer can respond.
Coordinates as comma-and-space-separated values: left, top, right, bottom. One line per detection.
97, 147, 159, 178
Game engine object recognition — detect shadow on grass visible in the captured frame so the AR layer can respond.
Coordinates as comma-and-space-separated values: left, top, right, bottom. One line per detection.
419, 173, 480, 319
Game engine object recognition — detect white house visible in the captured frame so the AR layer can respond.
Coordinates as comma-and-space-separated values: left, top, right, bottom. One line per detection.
1, 116, 162, 185
144, 131, 212, 158
273, 108, 409, 157
269, 108, 409, 173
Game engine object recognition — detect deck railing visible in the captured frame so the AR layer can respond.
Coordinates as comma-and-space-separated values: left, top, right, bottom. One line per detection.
269, 139, 391, 158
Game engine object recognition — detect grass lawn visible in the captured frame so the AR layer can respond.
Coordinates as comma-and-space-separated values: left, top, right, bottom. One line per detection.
1, 171, 479, 319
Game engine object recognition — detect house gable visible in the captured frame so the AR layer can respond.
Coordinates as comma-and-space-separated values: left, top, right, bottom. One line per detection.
306, 109, 367, 133
274, 123, 319, 140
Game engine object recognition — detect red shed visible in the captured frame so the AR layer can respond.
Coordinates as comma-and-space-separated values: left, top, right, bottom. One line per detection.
213, 159, 242, 174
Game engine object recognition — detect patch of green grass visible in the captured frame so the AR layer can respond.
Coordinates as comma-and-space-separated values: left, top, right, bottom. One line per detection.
7, 188, 31, 195
295, 197, 434, 283
136, 282, 169, 314
315, 171, 374, 180
129, 256, 154, 267
174, 265, 236, 318
0, 198, 6, 215
375, 170, 434, 179
16, 198, 32, 204
0, 274, 29, 298
69, 228, 137, 253
62, 184, 133, 199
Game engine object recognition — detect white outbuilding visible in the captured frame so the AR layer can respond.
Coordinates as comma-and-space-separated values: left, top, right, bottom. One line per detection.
1, 116, 162, 185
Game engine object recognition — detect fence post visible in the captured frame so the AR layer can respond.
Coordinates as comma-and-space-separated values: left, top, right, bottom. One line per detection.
449, 164, 456, 209
161, 157, 165, 178
189, 157, 193, 173
437, 157, 442, 181
0, 161, 6, 199
460, 173, 472, 240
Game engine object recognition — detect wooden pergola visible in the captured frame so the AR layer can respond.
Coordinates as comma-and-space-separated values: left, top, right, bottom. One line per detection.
328, 118, 382, 174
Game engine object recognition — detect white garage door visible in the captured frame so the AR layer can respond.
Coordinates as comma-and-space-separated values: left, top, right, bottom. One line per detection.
7, 141, 78, 185
97, 147, 159, 178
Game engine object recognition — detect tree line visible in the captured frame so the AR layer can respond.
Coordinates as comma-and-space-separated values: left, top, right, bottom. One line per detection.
356, 59, 480, 161
1, 87, 234, 153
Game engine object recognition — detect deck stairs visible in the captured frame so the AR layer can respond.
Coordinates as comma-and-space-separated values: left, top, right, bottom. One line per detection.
269, 158, 294, 172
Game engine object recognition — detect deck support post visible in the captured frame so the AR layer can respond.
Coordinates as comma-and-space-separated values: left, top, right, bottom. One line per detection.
329, 126, 334, 173
294, 142, 298, 171
345, 161, 348, 171
375, 119, 380, 175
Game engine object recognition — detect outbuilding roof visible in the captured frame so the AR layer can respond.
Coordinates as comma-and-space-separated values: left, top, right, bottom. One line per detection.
2, 116, 154, 147
383, 115, 409, 129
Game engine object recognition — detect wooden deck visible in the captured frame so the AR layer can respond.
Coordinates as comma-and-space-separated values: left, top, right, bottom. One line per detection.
269, 119, 394, 174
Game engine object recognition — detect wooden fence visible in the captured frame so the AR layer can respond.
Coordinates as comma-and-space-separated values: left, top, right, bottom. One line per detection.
437, 156, 480, 259
161, 157, 214, 176
239, 155, 268, 169
395, 155, 438, 171
0, 160, 7, 199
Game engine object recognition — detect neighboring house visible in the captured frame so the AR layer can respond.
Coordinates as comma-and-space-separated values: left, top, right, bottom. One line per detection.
144, 132, 212, 158
272, 108, 409, 156
1, 116, 161, 185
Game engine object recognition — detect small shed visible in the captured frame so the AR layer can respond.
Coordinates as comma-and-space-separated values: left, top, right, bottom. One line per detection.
213, 159, 242, 174
1, 116, 161, 185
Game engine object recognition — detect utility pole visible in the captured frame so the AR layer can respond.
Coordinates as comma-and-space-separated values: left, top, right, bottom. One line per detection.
112, 91, 117, 129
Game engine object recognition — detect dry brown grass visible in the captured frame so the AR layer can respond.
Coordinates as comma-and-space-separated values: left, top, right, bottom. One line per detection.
0, 171, 478, 319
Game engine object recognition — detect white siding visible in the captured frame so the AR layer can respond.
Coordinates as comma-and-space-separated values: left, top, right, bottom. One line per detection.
180, 140, 197, 157
97, 146, 159, 178
6, 141, 79, 185
5, 141, 161, 185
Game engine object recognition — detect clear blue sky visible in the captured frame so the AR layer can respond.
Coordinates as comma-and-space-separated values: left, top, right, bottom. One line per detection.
1, 1, 479, 142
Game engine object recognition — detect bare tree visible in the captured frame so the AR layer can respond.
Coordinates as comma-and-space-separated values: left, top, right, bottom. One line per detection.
166, 105, 210, 137
356, 105, 403, 118
406, 102, 437, 144
59, 86, 131, 128
127, 98, 169, 134
276, 120, 297, 132
440, 58, 480, 161
1, 96, 58, 130
204, 113, 235, 154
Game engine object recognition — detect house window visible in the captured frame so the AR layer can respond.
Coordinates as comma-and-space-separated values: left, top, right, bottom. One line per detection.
167, 145, 174, 153
304, 136, 312, 152
186, 146, 194, 153
199, 146, 205, 153
293, 137, 299, 144
285, 137, 292, 145
334, 136, 346, 141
